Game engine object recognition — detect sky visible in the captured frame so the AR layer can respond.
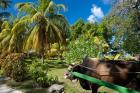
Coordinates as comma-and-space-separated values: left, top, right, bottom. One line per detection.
6, 0, 111, 24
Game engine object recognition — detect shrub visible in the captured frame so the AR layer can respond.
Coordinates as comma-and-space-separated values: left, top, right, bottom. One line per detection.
28, 60, 58, 87
1, 53, 28, 82
64, 36, 106, 64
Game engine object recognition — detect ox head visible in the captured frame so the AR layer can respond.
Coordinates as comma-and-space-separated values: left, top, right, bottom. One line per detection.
64, 62, 98, 91
64, 63, 81, 82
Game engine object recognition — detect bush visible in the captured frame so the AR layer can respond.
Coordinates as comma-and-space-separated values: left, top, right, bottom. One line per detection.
64, 36, 104, 64
1, 53, 28, 82
28, 60, 58, 87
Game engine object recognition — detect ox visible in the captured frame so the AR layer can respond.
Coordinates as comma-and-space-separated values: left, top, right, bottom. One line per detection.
65, 57, 140, 93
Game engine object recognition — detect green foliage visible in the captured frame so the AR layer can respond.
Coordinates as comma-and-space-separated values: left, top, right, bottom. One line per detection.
70, 19, 85, 40
1, 53, 28, 82
122, 7, 140, 54
28, 60, 58, 87
65, 19, 110, 64
123, 33, 140, 54
70, 20, 99, 41
64, 36, 106, 64
98, 20, 113, 46
105, 0, 140, 54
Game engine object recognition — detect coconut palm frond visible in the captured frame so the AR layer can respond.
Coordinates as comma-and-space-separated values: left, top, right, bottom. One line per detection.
0, 21, 11, 41
49, 14, 69, 28
50, 23, 66, 45
32, 26, 42, 51
1, 21, 10, 29
48, 14, 69, 39
44, 1, 56, 15
8, 34, 16, 52
57, 4, 67, 12
31, 12, 45, 23
45, 24, 55, 44
15, 2, 37, 15
38, 0, 51, 13
24, 25, 40, 51
12, 16, 30, 34
0, 35, 11, 53
1, 34, 11, 47
33, 30, 41, 52
7, 16, 30, 53
0, 29, 10, 41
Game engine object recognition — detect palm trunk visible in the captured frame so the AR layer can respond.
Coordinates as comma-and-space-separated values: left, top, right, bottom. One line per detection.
39, 26, 46, 63
40, 50, 44, 63
41, 54, 44, 63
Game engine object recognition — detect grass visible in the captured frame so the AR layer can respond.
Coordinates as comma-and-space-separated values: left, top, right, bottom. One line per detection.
5, 60, 119, 93
49, 68, 91, 93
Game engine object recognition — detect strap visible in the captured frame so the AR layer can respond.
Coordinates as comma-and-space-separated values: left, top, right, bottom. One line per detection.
71, 72, 140, 93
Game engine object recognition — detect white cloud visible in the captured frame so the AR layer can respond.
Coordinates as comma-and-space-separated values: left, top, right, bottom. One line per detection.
87, 15, 96, 23
87, 4, 104, 23
91, 5, 104, 18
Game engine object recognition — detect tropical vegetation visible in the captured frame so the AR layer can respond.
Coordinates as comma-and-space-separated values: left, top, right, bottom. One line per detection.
0, 0, 140, 93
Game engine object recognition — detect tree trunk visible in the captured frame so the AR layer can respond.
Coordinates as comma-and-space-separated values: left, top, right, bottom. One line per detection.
41, 51, 44, 63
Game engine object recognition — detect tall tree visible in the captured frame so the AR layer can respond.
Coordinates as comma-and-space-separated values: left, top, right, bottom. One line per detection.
12, 0, 69, 62
104, 0, 140, 54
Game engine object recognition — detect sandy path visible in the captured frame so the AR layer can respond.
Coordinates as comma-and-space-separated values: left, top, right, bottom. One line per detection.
0, 77, 23, 93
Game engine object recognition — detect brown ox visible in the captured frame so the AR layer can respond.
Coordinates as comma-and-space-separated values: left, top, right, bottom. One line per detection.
65, 57, 140, 93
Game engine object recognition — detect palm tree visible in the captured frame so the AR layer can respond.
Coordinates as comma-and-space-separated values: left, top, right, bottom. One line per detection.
0, 17, 29, 58
13, 0, 69, 62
